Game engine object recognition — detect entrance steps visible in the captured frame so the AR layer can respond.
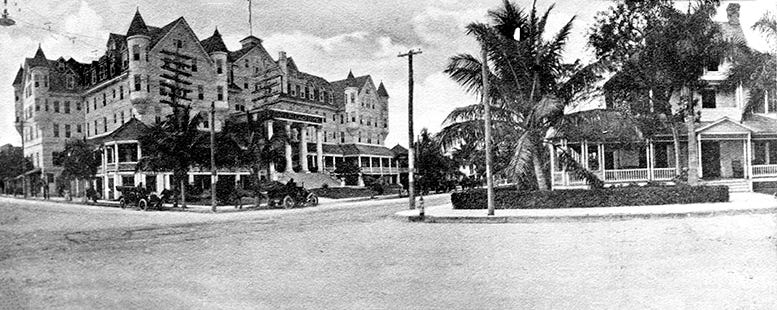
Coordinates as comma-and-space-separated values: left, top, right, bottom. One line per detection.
702, 179, 751, 193
275, 172, 342, 189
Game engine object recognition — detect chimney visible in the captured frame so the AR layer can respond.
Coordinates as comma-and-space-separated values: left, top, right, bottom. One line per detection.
278, 51, 288, 92
727, 3, 740, 25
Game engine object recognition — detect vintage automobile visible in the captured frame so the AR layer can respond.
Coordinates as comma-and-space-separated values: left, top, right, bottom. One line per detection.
263, 181, 318, 209
115, 186, 173, 211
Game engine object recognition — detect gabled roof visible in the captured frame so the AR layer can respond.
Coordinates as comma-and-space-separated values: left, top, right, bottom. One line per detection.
695, 116, 757, 133
391, 144, 407, 155
88, 117, 149, 144
200, 28, 229, 53
286, 57, 298, 71
126, 9, 149, 37
341, 144, 395, 157
26, 45, 49, 68
12, 66, 23, 85
377, 82, 389, 98
743, 114, 777, 133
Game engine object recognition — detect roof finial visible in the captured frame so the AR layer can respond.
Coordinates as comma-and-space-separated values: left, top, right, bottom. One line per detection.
347, 70, 355, 79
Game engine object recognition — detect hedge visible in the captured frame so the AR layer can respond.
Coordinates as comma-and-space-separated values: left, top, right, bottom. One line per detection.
451, 185, 729, 209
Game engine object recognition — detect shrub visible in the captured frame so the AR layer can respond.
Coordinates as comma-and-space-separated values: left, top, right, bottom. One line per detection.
451, 185, 729, 209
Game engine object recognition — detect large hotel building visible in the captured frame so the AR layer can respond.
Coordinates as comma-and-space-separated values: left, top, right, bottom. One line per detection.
12, 10, 406, 199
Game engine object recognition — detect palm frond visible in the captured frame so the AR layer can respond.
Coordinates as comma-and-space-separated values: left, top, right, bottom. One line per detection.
554, 145, 604, 188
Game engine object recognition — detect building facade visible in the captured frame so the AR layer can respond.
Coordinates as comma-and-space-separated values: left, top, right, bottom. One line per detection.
550, 3, 777, 193
12, 10, 405, 199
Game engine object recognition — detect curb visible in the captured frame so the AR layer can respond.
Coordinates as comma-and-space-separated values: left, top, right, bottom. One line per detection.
394, 206, 777, 224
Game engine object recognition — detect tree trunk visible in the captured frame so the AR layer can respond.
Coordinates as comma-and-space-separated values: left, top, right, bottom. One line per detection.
670, 125, 682, 175
180, 179, 187, 208
685, 87, 700, 185
532, 141, 548, 191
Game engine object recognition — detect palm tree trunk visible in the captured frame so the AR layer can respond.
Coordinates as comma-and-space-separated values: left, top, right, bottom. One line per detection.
685, 87, 700, 185
670, 125, 682, 175
180, 179, 187, 208
532, 150, 548, 190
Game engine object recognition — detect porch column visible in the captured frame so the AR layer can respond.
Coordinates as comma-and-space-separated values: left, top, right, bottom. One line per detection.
266, 120, 276, 175
136, 143, 141, 161
549, 144, 556, 190
114, 143, 119, 169
697, 134, 703, 179
379, 157, 384, 176
561, 139, 568, 186
648, 140, 656, 181
316, 126, 324, 172
746, 133, 752, 179
299, 125, 309, 173
581, 141, 589, 170
284, 122, 293, 173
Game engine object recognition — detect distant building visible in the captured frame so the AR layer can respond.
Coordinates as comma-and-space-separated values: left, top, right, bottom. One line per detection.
12, 10, 406, 199
549, 3, 777, 193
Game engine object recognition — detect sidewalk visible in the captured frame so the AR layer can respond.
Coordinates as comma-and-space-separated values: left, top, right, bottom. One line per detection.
394, 192, 777, 223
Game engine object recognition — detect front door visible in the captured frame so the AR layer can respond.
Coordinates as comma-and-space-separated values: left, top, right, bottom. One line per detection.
701, 141, 721, 179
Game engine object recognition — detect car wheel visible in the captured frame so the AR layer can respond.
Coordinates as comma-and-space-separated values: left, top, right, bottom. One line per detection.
306, 193, 319, 207
282, 195, 295, 209
119, 197, 126, 209
138, 199, 148, 211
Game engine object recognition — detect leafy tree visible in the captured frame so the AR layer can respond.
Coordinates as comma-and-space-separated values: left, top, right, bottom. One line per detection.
0, 146, 33, 194
334, 160, 361, 185
590, 0, 728, 184
440, 0, 603, 190
415, 129, 460, 193
726, 11, 777, 118
58, 139, 100, 196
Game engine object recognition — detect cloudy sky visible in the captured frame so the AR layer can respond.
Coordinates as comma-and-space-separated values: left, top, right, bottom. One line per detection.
0, 0, 773, 147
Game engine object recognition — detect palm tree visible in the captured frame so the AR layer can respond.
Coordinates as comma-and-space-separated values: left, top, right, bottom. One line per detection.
727, 11, 777, 117
440, 0, 602, 190
137, 111, 208, 208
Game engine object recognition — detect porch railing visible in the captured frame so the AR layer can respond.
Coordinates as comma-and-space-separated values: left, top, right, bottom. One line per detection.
752, 164, 777, 178
652, 168, 677, 180
604, 168, 649, 182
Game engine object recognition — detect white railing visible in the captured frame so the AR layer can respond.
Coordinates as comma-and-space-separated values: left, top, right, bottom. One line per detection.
752, 165, 777, 177
652, 168, 677, 180
604, 169, 649, 182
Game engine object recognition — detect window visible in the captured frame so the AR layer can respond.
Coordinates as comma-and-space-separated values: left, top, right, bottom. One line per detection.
216, 59, 224, 74
112, 89, 116, 99
54, 101, 60, 113
113, 114, 117, 124
35, 101, 40, 111
76, 101, 81, 111
65, 124, 71, 138
160, 81, 167, 96
305, 87, 310, 99
103, 117, 107, 132
93, 98, 97, 110
76, 124, 82, 133
707, 57, 720, 71
132, 44, 140, 61
340, 132, 345, 143
198, 85, 204, 100
244, 82, 248, 90
134, 75, 141, 91
53, 123, 59, 137
192, 58, 198, 72
66, 76, 75, 89
244, 59, 249, 68
296, 85, 301, 98
217, 86, 224, 101
86, 123, 90, 135
121, 111, 125, 124
119, 85, 124, 99
102, 93, 106, 106
350, 93, 355, 103
175, 39, 183, 49
702, 89, 716, 108
340, 115, 344, 124
94, 120, 98, 134
203, 113, 210, 128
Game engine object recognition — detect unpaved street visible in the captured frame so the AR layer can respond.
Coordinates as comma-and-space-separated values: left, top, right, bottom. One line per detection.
1, 195, 776, 309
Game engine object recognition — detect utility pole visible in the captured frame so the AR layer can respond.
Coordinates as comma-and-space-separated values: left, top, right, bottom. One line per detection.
19, 122, 26, 198
398, 49, 422, 210
481, 44, 495, 215
210, 101, 217, 213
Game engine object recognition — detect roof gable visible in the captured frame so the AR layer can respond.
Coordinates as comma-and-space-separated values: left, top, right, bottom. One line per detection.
200, 28, 229, 54
696, 117, 756, 134
149, 17, 213, 64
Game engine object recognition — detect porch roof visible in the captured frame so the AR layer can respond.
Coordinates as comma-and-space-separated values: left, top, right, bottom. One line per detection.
87, 118, 149, 145
549, 109, 645, 142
